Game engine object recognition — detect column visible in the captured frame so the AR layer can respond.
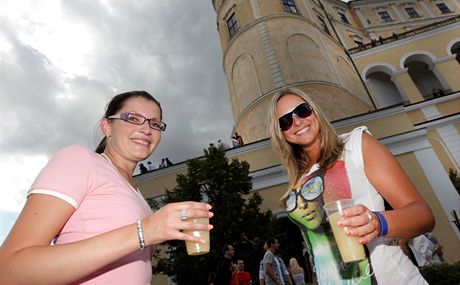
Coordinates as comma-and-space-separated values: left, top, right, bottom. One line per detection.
420, 1, 435, 17
390, 4, 405, 22
451, 0, 460, 9
392, 69, 425, 103
414, 147, 460, 239
354, 8, 368, 28
385, 130, 460, 239
433, 55, 460, 92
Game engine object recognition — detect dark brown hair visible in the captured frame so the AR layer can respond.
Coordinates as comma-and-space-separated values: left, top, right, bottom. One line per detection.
95, 91, 162, 154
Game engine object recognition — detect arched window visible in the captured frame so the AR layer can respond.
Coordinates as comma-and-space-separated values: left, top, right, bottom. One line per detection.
403, 54, 445, 99
365, 66, 405, 108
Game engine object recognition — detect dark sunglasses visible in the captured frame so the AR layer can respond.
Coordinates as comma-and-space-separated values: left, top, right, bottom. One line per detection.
278, 103, 313, 131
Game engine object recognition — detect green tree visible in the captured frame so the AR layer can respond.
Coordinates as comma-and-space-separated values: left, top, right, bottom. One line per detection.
151, 146, 279, 284
448, 168, 460, 195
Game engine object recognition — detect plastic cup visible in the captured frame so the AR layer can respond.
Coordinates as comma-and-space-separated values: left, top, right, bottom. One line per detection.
323, 199, 366, 263
183, 217, 210, 256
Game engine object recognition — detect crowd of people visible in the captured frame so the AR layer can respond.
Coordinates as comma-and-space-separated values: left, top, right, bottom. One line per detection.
138, 157, 174, 174
212, 240, 309, 285
211, 230, 446, 285
209, 132, 245, 152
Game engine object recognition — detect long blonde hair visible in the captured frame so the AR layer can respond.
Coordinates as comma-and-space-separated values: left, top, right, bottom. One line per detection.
289, 258, 303, 275
268, 88, 343, 201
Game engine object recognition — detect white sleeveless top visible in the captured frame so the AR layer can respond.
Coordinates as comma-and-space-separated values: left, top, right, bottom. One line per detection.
340, 126, 427, 285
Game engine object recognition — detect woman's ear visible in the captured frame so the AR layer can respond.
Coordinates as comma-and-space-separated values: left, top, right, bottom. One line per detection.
100, 118, 111, 137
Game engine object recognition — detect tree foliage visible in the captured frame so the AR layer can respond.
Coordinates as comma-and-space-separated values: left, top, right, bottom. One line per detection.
448, 168, 460, 195
151, 146, 279, 284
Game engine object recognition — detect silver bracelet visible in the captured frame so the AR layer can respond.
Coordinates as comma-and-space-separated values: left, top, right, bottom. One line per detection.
136, 219, 146, 251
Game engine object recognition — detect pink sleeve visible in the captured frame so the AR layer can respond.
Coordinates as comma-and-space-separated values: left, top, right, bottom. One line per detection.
29, 145, 94, 208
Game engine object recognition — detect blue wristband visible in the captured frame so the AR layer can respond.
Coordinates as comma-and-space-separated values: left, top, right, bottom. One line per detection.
373, 211, 388, 236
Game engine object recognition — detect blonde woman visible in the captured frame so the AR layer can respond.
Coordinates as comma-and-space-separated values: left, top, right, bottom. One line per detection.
289, 258, 305, 285
268, 88, 434, 285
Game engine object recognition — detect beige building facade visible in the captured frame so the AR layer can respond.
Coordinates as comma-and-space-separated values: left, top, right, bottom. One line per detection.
138, 1, 460, 283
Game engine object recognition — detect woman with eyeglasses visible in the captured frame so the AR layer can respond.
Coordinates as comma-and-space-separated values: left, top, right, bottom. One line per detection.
268, 88, 434, 285
0, 91, 213, 285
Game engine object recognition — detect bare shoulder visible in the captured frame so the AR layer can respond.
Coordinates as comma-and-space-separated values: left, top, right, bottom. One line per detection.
361, 132, 395, 167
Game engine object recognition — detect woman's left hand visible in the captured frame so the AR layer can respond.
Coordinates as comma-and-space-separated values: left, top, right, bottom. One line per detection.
338, 204, 381, 244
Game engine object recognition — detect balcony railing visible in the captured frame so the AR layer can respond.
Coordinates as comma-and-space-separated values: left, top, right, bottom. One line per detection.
348, 15, 460, 54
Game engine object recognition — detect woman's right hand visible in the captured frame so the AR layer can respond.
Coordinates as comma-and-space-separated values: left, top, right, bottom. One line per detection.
142, 201, 213, 246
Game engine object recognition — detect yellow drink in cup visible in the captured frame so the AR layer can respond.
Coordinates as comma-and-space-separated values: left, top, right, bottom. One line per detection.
323, 199, 366, 263
183, 217, 210, 256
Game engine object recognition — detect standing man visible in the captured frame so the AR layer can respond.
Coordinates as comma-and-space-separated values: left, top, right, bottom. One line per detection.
263, 238, 282, 285
215, 244, 236, 285
259, 242, 268, 285
275, 255, 292, 285
236, 259, 253, 285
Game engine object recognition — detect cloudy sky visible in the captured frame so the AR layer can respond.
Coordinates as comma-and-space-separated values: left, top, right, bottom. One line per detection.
0, 0, 234, 229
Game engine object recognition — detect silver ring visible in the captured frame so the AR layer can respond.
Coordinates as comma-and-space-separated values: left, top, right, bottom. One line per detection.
366, 212, 373, 224
180, 209, 188, 221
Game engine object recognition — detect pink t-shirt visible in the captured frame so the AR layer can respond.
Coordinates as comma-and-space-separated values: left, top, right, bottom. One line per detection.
29, 145, 153, 285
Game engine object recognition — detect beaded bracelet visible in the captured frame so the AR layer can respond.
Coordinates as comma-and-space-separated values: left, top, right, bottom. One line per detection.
373, 211, 388, 237
136, 219, 146, 251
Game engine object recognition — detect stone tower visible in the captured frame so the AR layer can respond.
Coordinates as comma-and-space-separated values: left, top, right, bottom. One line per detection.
212, 0, 375, 143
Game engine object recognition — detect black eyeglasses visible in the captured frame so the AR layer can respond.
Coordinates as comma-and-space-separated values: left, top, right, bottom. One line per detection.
108, 112, 167, 131
286, 170, 324, 212
278, 103, 313, 131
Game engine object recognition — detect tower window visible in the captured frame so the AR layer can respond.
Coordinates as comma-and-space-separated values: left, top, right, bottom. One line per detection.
436, 3, 452, 14
405, 7, 420, 18
318, 16, 330, 35
378, 11, 393, 22
338, 12, 350, 24
282, 0, 298, 14
227, 13, 239, 38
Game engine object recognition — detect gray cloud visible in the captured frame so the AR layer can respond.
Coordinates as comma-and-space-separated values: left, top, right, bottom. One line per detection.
0, 0, 233, 171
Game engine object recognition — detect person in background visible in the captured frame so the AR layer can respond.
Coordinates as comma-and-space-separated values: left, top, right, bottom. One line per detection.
263, 238, 282, 285
215, 244, 236, 285
300, 241, 314, 284
139, 162, 148, 174
408, 234, 443, 267
147, 161, 155, 171
236, 259, 253, 285
165, 157, 173, 166
423, 232, 445, 262
0, 91, 213, 285
235, 132, 244, 146
232, 135, 241, 148
218, 139, 230, 150
268, 88, 434, 284
289, 258, 305, 285
259, 242, 268, 285
159, 158, 166, 168
276, 255, 292, 285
